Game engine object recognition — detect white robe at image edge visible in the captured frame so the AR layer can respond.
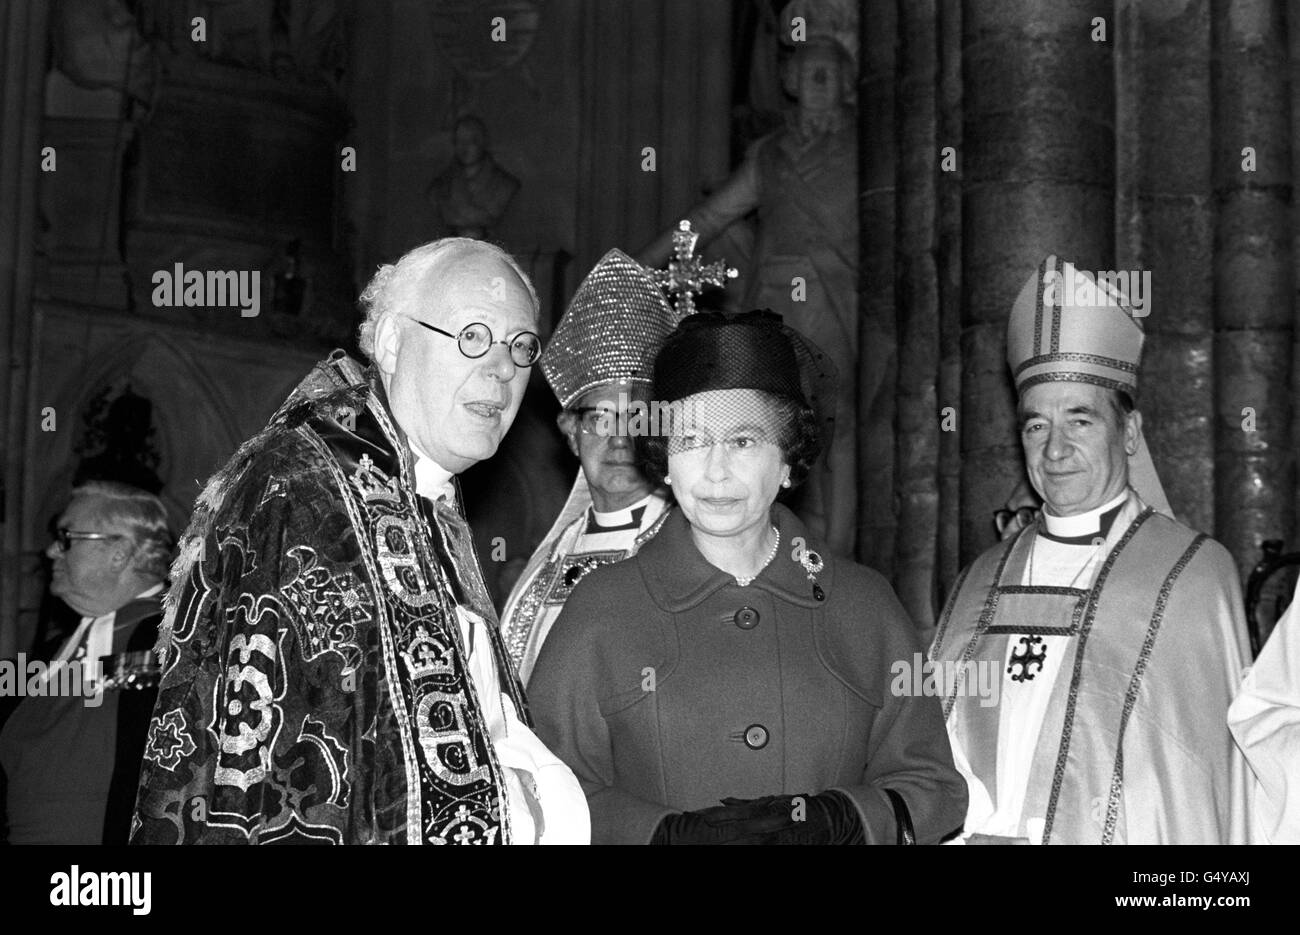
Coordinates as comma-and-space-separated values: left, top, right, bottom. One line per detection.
1229, 578, 1300, 845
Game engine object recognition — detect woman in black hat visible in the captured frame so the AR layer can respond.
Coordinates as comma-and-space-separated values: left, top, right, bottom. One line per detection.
528, 311, 966, 844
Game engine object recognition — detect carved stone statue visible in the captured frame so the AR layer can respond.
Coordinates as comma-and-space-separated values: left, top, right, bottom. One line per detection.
133, 0, 344, 84
427, 115, 521, 240
51, 0, 155, 101
638, 0, 860, 556
73, 386, 164, 495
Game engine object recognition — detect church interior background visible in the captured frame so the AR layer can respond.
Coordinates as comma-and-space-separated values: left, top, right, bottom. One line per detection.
2, 0, 1299, 660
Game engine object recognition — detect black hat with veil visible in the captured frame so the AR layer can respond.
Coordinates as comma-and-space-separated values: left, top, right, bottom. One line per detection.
639, 309, 837, 487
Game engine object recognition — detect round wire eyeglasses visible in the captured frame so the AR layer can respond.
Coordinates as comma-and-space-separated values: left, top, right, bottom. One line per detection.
415, 320, 541, 367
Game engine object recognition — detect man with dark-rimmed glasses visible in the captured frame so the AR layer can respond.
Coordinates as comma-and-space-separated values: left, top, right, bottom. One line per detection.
132, 237, 589, 845
500, 249, 678, 685
1, 480, 173, 844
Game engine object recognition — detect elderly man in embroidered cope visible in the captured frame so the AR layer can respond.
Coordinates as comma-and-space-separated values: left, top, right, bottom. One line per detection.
131, 238, 588, 844
930, 256, 1253, 844
500, 249, 681, 684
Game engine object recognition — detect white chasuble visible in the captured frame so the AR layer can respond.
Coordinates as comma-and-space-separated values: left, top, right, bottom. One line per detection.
933, 489, 1253, 844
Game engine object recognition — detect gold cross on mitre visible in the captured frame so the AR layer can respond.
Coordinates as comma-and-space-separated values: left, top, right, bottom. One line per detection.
647, 220, 738, 319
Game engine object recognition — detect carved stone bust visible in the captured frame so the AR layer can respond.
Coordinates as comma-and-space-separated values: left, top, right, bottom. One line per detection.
428, 116, 520, 240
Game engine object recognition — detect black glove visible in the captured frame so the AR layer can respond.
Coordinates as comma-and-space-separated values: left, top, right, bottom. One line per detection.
651, 791, 864, 845
725, 791, 865, 845
650, 797, 795, 845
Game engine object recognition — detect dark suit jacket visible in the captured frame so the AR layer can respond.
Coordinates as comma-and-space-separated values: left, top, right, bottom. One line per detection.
0, 594, 161, 844
529, 503, 967, 844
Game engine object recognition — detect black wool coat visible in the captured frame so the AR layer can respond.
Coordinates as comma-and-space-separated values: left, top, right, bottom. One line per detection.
529, 503, 968, 844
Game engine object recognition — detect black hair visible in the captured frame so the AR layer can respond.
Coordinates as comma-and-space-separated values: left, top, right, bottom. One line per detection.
1109, 389, 1135, 423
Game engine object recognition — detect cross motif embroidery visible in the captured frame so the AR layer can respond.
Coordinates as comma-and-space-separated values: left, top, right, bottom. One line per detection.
351, 453, 400, 505
547, 550, 625, 605
1007, 635, 1048, 682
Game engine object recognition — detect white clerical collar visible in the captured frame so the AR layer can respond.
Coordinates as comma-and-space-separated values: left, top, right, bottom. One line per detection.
589, 493, 656, 531
410, 446, 456, 501
1041, 489, 1129, 539
43, 583, 167, 690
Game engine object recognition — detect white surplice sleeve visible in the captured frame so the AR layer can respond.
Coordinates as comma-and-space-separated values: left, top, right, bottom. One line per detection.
455, 606, 591, 845
1228, 582, 1300, 845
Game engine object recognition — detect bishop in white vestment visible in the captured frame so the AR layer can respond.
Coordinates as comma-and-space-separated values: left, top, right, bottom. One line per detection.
501, 249, 681, 683
932, 256, 1253, 844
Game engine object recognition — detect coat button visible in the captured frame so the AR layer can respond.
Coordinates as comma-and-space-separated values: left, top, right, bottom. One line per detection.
743, 724, 769, 749
734, 606, 760, 629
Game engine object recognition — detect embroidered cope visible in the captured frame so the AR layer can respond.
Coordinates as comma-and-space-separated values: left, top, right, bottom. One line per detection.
131, 354, 587, 844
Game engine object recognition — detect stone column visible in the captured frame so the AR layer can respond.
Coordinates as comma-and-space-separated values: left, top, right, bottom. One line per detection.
960, 0, 1114, 564
858, 0, 898, 573
1292, 0, 1300, 549
936, 0, 964, 607
894, 0, 941, 628
1211, 0, 1294, 582
0, 0, 50, 656
1115, 0, 1215, 534
575, 0, 730, 280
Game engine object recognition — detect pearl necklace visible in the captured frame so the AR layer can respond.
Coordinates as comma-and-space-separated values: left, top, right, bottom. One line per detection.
736, 527, 781, 587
